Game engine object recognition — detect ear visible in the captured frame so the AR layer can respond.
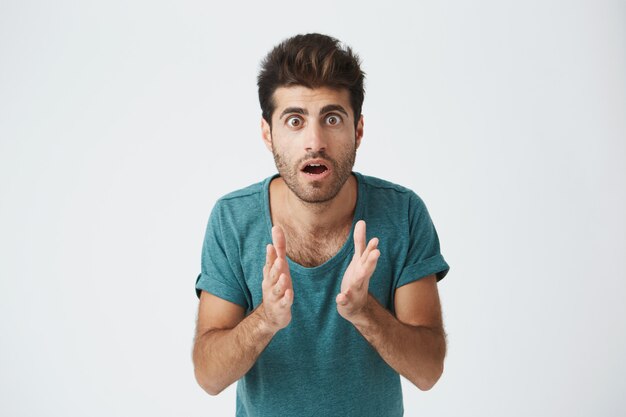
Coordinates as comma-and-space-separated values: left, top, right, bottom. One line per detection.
261, 117, 273, 152
355, 114, 364, 150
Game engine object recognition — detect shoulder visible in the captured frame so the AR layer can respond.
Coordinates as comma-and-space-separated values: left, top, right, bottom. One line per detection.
212, 176, 271, 214
218, 178, 266, 204
207, 176, 272, 237
356, 172, 426, 210
356, 172, 413, 193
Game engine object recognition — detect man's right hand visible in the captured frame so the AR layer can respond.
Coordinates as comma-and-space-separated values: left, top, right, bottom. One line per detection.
260, 225, 293, 333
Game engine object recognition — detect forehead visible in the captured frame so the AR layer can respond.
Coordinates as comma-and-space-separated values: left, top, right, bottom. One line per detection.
272, 86, 351, 114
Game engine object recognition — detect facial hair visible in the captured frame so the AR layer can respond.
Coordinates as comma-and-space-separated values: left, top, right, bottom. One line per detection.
272, 146, 356, 204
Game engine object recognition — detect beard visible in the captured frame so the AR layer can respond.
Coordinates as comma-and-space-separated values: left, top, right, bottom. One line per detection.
272, 146, 356, 204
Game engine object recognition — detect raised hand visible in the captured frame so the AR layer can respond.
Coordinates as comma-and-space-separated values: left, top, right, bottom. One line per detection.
260, 225, 294, 332
336, 220, 380, 321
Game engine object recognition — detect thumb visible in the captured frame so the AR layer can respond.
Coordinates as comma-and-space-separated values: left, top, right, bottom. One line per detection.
272, 225, 287, 259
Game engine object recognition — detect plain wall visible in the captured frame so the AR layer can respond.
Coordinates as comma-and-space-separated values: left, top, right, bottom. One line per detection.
1, 0, 625, 415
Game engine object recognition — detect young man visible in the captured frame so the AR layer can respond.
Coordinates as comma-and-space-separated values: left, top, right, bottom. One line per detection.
193, 33, 450, 416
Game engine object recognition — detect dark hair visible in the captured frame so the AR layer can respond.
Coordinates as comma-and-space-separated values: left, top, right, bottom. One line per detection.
257, 33, 365, 128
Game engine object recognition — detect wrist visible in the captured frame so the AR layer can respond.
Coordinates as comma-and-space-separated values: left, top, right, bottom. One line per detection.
347, 294, 375, 327
254, 303, 280, 336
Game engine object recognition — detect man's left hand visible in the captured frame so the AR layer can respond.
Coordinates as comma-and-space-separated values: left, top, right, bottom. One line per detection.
336, 220, 380, 321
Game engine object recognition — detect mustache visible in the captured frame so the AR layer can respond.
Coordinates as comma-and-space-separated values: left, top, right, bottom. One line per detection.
299, 151, 334, 164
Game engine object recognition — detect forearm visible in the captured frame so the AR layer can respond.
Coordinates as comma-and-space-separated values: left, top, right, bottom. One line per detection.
350, 294, 447, 391
193, 304, 276, 395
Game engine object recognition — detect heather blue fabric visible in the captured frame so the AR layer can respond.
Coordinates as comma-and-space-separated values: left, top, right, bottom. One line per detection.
195, 172, 449, 417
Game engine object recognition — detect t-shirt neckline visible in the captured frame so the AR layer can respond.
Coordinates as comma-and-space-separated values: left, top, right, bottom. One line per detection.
262, 172, 365, 277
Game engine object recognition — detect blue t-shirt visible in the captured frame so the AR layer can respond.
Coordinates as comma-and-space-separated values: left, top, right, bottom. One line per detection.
196, 172, 449, 417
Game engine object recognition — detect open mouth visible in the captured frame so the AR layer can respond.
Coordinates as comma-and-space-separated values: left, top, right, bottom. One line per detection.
302, 163, 329, 175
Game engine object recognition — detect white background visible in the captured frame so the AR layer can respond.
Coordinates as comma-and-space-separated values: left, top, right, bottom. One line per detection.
1, 0, 625, 416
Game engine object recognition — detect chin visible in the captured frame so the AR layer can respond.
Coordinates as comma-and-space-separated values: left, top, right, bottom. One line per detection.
291, 180, 345, 204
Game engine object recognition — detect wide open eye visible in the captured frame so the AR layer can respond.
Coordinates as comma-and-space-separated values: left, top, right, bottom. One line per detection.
325, 114, 342, 126
286, 116, 303, 128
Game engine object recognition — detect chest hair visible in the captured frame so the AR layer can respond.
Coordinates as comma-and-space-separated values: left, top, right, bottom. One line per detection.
282, 222, 351, 268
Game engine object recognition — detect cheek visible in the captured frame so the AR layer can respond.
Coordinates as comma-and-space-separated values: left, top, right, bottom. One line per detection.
273, 127, 301, 143
274, 138, 297, 154
271, 141, 298, 163
334, 132, 357, 151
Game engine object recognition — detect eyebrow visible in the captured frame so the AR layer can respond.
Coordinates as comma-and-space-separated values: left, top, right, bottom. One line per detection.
320, 104, 349, 117
279, 107, 307, 119
279, 104, 350, 120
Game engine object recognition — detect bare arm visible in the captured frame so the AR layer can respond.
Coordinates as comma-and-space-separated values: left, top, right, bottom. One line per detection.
193, 226, 294, 395
336, 221, 446, 391
345, 278, 445, 390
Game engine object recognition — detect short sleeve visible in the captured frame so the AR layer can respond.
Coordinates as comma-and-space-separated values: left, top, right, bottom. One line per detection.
195, 202, 249, 308
397, 192, 450, 287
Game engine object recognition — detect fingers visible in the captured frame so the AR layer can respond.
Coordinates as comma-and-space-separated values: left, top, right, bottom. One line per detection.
271, 273, 286, 297
358, 242, 380, 281
280, 288, 293, 308
260, 232, 294, 331
349, 240, 380, 289
353, 220, 366, 257
271, 273, 293, 305
262, 244, 277, 290
272, 225, 287, 260
267, 257, 286, 287
264, 244, 277, 273
363, 248, 380, 273
354, 221, 379, 268
263, 229, 293, 306
361, 238, 379, 265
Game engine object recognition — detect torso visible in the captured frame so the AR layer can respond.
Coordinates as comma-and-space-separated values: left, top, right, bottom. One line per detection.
269, 177, 355, 268
280, 221, 352, 267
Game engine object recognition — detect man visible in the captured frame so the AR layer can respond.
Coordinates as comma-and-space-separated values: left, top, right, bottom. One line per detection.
193, 33, 450, 416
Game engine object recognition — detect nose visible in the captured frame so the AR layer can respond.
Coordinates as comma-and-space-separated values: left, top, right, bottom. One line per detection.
304, 120, 327, 152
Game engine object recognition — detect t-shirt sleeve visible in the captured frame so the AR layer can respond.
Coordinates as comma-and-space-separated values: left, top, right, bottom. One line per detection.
195, 202, 249, 308
397, 192, 450, 287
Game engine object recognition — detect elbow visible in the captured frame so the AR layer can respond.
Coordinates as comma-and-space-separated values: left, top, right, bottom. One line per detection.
199, 382, 224, 397
192, 333, 228, 396
412, 362, 444, 392
413, 331, 446, 391
415, 376, 438, 392
194, 367, 225, 396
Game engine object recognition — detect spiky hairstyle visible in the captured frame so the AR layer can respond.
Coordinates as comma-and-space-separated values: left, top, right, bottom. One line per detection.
257, 33, 365, 128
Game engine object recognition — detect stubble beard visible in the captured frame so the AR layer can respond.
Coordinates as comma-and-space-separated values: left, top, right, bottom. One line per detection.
272, 146, 356, 205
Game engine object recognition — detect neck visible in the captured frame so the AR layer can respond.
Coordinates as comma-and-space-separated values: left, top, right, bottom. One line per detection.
272, 175, 357, 235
